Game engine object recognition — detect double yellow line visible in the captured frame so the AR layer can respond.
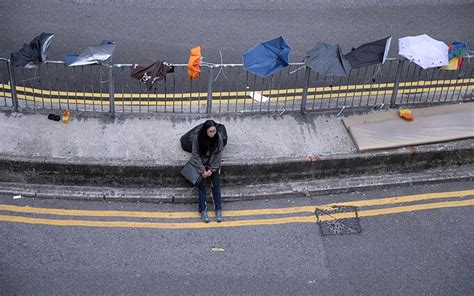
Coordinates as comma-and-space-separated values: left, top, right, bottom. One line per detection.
1, 78, 472, 106
0, 190, 473, 229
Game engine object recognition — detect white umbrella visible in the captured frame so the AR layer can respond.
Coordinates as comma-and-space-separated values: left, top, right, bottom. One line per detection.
398, 34, 449, 69
68, 43, 115, 66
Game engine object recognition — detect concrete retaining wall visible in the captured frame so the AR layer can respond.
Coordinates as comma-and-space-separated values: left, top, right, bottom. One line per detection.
1, 144, 471, 188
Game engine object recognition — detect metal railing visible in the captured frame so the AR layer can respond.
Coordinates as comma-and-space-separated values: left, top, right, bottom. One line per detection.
0, 57, 472, 115
0, 58, 14, 110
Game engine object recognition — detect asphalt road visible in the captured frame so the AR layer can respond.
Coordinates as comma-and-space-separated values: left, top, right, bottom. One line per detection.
1, 181, 473, 295
1, 1, 473, 65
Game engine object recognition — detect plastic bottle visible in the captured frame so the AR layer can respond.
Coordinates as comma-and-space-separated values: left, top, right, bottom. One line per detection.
63, 109, 70, 124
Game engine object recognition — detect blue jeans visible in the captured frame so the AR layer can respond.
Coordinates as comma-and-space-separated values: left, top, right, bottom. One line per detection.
198, 172, 222, 213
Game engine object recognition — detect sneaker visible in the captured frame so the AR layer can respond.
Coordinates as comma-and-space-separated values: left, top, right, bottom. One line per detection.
200, 211, 210, 223
215, 210, 222, 223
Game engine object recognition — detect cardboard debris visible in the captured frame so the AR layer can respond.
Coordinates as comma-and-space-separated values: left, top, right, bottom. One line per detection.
343, 103, 474, 152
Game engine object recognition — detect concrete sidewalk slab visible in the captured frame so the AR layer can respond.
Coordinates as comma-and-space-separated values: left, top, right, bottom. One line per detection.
0, 110, 355, 165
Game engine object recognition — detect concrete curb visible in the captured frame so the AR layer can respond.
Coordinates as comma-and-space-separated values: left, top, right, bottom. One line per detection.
0, 141, 472, 187
1, 164, 472, 203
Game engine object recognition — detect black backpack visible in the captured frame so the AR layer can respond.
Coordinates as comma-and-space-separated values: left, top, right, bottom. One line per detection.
180, 122, 228, 153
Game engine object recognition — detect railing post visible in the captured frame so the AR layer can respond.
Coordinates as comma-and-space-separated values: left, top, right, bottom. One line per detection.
7, 60, 19, 112
390, 60, 403, 108
206, 66, 214, 114
108, 64, 115, 114
300, 66, 310, 114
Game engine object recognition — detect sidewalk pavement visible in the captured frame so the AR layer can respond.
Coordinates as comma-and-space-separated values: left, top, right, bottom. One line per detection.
0, 107, 472, 202
0, 110, 356, 165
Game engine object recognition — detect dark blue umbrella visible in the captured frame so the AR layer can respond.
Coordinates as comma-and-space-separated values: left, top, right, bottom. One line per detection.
242, 36, 292, 78
304, 42, 352, 76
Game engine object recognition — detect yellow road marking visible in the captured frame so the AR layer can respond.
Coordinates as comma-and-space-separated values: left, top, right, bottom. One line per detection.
0, 189, 472, 219
1, 77, 472, 107
6, 83, 473, 106
322, 189, 473, 209
322, 199, 474, 221
0, 199, 472, 229
398, 86, 470, 94
1, 79, 471, 99
0, 213, 313, 228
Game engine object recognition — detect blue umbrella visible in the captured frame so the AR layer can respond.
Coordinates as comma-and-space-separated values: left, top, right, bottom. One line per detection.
448, 40, 469, 60
242, 36, 292, 78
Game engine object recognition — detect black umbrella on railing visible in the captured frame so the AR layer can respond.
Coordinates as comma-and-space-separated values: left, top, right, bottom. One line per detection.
10, 33, 54, 67
344, 36, 392, 69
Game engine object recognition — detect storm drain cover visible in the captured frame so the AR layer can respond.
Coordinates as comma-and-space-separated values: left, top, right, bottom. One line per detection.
315, 206, 362, 236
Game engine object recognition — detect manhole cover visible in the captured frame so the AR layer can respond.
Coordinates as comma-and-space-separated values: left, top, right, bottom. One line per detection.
315, 206, 362, 236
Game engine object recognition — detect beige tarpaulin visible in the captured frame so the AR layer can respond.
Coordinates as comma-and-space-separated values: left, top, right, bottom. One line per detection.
343, 103, 474, 152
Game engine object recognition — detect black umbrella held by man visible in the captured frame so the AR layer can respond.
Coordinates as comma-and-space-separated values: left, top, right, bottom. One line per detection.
10, 33, 54, 67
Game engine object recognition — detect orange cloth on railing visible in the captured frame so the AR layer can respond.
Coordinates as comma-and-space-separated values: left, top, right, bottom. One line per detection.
188, 46, 202, 80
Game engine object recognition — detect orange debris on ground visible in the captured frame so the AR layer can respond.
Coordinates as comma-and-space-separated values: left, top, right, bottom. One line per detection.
399, 108, 414, 121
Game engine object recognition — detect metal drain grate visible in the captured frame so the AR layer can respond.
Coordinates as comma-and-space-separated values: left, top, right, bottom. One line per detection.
315, 206, 362, 236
